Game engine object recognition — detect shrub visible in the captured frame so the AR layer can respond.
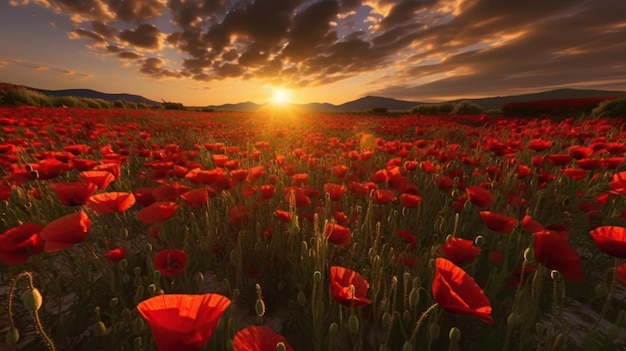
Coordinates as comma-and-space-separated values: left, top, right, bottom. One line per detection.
0, 86, 54, 107
592, 97, 626, 118
451, 100, 485, 114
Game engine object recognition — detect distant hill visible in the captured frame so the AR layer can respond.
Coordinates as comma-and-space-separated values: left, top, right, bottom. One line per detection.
30, 87, 160, 106
463, 89, 626, 110
11, 85, 626, 112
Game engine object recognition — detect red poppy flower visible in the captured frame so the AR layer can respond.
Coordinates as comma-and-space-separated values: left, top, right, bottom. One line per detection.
589, 226, 626, 258
568, 146, 593, 159
439, 237, 481, 265
546, 154, 572, 166
534, 230, 583, 282
506, 266, 537, 288
260, 184, 275, 200
323, 183, 346, 201
137, 293, 231, 351
92, 163, 121, 179
134, 187, 157, 207
562, 168, 587, 180
432, 258, 494, 324
180, 188, 209, 208
229, 205, 249, 229
400, 193, 422, 208
528, 139, 553, 151
154, 249, 188, 277
397, 230, 417, 250
50, 182, 98, 206
521, 215, 545, 233
466, 185, 494, 208
104, 247, 126, 263
154, 182, 192, 202
373, 189, 396, 204
137, 202, 181, 224
87, 192, 136, 215
609, 171, 626, 195
284, 187, 311, 208
241, 184, 257, 197
232, 325, 294, 351
480, 211, 518, 234
40, 211, 92, 252
0, 223, 44, 265
325, 223, 351, 246
79, 171, 116, 190
275, 209, 291, 223
329, 266, 371, 307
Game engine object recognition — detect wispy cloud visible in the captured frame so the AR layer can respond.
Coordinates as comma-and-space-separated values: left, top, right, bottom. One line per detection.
10, 0, 626, 98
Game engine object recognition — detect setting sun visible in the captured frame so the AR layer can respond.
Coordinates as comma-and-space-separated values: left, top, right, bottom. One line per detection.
271, 89, 291, 105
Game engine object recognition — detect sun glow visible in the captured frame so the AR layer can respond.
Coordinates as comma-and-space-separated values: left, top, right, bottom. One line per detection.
271, 89, 291, 105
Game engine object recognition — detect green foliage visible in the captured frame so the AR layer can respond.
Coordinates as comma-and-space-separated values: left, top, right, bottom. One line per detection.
0, 83, 153, 109
412, 102, 454, 115
161, 99, 186, 110
1, 86, 54, 107
451, 100, 485, 114
592, 97, 626, 118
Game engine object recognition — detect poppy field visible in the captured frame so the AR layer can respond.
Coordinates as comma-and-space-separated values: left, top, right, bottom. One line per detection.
1, 105, 626, 351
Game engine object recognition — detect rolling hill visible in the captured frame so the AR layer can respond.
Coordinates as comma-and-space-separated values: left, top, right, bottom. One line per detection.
9, 85, 626, 112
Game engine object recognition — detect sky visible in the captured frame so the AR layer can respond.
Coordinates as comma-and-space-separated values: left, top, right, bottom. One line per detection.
1, 0, 626, 107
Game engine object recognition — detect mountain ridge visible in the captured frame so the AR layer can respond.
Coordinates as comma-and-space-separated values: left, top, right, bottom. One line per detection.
14, 85, 626, 112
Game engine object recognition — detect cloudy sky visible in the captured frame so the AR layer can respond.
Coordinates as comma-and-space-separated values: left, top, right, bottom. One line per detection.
1, 0, 625, 106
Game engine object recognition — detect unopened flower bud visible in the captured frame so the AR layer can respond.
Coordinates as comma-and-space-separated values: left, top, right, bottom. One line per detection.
329, 322, 339, 337
448, 327, 461, 343
276, 342, 286, 351
5, 327, 19, 345
348, 313, 360, 334
21, 288, 43, 312
313, 270, 322, 284
296, 291, 306, 306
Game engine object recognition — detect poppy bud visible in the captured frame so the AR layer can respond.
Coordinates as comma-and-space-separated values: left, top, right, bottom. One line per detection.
276, 342, 286, 351
595, 282, 608, 298
134, 285, 145, 303
144, 243, 153, 252
147, 284, 157, 296
194, 272, 205, 288
329, 322, 339, 337
94, 321, 107, 336
474, 235, 485, 248
313, 270, 322, 283
119, 258, 128, 270
21, 288, 42, 312
133, 336, 143, 350
552, 333, 564, 350
402, 341, 413, 351
523, 247, 533, 261
122, 274, 130, 284
153, 270, 161, 281
5, 327, 19, 345
448, 327, 461, 343
403, 310, 412, 326
507, 312, 521, 328
297, 291, 306, 306
348, 313, 360, 334
132, 317, 145, 334
109, 297, 119, 308
255, 298, 266, 318
550, 270, 561, 281
382, 312, 392, 328
408, 289, 419, 311
134, 267, 142, 276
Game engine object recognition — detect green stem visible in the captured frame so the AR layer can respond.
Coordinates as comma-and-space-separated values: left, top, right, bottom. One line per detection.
591, 258, 619, 332
410, 303, 439, 342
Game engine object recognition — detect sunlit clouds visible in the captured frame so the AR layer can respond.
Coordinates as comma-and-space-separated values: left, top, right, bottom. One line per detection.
2, 0, 626, 105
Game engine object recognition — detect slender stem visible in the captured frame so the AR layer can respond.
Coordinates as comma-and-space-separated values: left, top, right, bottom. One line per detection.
410, 303, 439, 342
591, 258, 619, 332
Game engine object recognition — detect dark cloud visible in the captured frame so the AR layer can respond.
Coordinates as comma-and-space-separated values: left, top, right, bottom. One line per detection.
13, 0, 626, 96
119, 23, 163, 50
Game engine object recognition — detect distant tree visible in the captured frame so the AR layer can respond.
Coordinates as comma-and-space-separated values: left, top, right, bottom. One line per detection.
161, 99, 186, 110
451, 100, 485, 114
592, 97, 626, 118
